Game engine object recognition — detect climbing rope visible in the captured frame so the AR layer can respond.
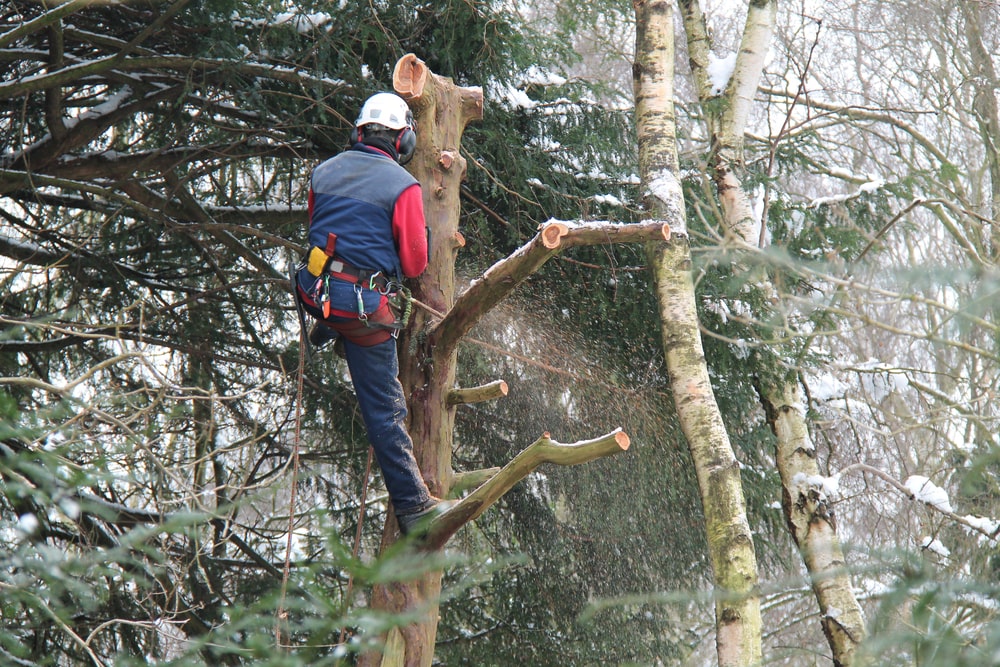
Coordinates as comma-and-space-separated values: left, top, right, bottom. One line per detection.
339, 445, 374, 647
274, 313, 306, 649
276, 252, 375, 649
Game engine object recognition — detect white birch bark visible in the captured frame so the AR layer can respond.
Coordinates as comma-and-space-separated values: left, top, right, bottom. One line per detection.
762, 383, 867, 667
680, 2, 867, 664
680, 0, 775, 244
634, 2, 762, 665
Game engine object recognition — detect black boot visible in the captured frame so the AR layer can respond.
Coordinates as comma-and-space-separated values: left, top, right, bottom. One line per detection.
396, 497, 453, 537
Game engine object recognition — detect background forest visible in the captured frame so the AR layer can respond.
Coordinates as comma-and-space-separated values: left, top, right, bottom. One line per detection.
1, 0, 998, 665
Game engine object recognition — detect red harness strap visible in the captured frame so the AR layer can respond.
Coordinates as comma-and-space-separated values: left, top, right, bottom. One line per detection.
296, 283, 395, 346
322, 314, 393, 346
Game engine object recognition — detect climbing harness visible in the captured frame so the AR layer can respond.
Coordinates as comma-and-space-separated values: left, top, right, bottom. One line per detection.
296, 246, 413, 346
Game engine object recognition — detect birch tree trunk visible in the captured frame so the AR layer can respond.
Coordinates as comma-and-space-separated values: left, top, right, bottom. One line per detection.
760, 382, 866, 667
679, 0, 775, 243
633, 2, 762, 665
679, 2, 867, 664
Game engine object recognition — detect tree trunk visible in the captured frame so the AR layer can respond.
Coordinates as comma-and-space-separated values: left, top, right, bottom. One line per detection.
358, 54, 636, 667
680, 0, 776, 244
634, 2, 762, 666
679, 2, 867, 663
761, 381, 866, 666
358, 55, 483, 667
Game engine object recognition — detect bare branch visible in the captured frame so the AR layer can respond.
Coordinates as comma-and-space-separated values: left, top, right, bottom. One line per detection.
431, 219, 669, 358
420, 429, 631, 550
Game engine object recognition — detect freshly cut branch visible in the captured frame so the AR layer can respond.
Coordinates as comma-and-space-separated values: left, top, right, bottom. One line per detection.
447, 380, 508, 406
432, 220, 669, 358
420, 429, 630, 550
543, 219, 671, 249
393, 53, 429, 101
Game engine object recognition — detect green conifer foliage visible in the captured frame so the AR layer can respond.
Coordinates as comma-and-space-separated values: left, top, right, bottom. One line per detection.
0, 0, 757, 663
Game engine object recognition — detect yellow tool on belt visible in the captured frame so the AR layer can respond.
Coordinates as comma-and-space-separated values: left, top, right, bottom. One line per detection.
306, 232, 339, 276
307, 246, 330, 277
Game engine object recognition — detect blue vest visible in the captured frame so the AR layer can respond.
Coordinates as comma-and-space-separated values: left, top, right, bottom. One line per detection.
309, 146, 418, 276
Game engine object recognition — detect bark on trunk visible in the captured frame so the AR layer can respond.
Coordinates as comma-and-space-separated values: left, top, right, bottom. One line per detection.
358, 54, 636, 667
761, 382, 866, 667
680, 0, 776, 245
648, 238, 763, 667
679, 2, 867, 662
358, 54, 482, 667
634, 2, 762, 665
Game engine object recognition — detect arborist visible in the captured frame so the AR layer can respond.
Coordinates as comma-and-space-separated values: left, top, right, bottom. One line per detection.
293, 92, 443, 536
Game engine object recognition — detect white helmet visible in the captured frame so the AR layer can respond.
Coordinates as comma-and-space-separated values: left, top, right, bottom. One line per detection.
356, 92, 413, 130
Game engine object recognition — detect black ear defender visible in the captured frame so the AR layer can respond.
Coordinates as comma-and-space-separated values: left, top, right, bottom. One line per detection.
396, 126, 416, 165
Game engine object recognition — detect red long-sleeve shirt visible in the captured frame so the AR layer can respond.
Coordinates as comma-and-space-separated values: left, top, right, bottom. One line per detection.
392, 183, 427, 278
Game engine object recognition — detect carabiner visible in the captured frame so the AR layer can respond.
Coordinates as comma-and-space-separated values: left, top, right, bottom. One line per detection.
368, 271, 391, 295
354, 283, 368, 323
321, 275, 331, 318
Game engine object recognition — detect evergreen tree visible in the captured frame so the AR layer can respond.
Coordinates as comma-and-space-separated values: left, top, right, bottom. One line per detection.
1, 0, 708, 663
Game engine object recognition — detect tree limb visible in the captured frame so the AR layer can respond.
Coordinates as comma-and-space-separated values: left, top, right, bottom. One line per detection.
0, 55, 348, 101
839, 463, 1000, 542
447, 380, 508, 406
431, 219, 669, 358
0, 0, 93, 49
419, 429, 630, 550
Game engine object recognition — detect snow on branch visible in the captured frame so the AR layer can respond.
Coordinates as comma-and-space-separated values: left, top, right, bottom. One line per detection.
840, 463, 1000, 545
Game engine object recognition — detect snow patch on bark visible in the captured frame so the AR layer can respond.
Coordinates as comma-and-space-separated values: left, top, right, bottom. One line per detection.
645, 169, 686, 234
792, 471, 841, 500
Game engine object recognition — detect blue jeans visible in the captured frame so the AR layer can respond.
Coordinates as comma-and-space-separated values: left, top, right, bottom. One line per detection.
296, 269, 431, 513
342, 335, 431, 513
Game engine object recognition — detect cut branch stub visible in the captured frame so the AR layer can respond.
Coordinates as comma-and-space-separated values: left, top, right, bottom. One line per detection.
418, 429, 631, 550
541, 222, 570, 249
552, 219, 671, 248
439, 150, 457, 170
431, 219, 672, 359
537, 220, 670, 249
447, 379, 508, 406
392, 53, 483, 127
392, 53, 429, 100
